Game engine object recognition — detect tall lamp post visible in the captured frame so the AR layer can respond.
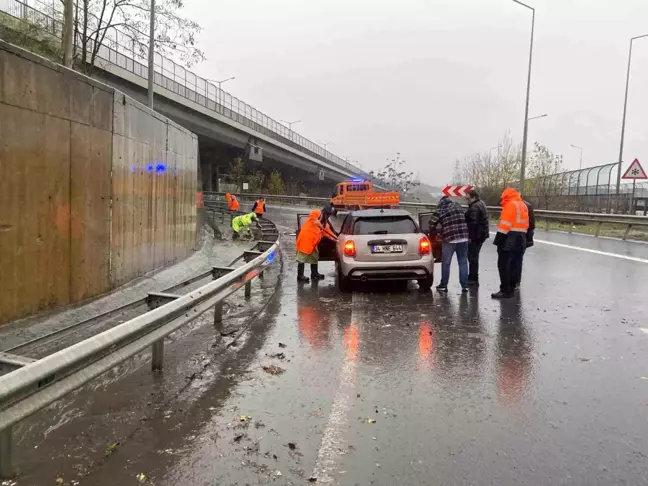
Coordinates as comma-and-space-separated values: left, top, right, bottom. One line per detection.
281, 120, 302, 130
513, 0, 536, 194
570, 144, 583, 170
147, 0, 155, 109
616, 33, 648, 198
206, 77, 235, 107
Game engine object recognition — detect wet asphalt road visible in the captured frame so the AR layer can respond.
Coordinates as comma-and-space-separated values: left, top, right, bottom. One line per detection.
8, 207, 648, 485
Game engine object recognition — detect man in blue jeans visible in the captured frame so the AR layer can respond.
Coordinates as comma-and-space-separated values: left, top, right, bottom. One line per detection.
428, 196, 469, 292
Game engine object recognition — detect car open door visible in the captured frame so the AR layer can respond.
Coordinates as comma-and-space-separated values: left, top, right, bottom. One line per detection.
418, 212, 442, 263
296, 214, 337, 262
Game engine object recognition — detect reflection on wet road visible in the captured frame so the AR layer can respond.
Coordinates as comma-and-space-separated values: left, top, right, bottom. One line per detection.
153, 208, 648, 485
12, 207, 648, 485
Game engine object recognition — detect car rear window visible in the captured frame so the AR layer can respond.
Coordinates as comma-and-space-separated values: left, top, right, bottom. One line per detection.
353, 216, 418, 235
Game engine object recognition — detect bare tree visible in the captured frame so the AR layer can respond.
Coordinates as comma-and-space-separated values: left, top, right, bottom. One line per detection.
369, 157, 420, 195
73, 0, 204, 75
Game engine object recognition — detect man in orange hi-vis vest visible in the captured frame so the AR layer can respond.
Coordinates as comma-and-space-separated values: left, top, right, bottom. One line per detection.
492, 187, 529, 299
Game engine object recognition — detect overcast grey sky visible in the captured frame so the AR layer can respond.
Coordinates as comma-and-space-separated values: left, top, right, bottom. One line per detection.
184, 0, 648, 185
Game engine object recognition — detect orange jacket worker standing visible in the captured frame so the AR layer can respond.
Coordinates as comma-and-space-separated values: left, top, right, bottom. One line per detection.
252, 198, 266, 217
492, 187, 529, 299
296, 209, 325, 283
230, 194, 240, 211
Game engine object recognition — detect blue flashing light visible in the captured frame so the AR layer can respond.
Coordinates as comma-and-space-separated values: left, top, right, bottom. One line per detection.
155, 162, 167, 173
350, 177, 364, 182
264, 249, 277, 266
147, 164, 154, 173
130, 165, 136, 173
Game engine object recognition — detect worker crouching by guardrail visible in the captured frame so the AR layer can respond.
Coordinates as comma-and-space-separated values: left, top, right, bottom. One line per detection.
232, 212, 257, 240
296, 209, 329, 283
492, 188, 529, 299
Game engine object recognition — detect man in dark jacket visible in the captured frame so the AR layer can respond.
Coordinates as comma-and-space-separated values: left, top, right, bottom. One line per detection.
514, 199, 536, 289
464, 189, 490, 286
428, 197, 469, 292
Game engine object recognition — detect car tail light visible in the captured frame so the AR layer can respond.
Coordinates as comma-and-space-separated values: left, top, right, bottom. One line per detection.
419, 236, 431, 255
344, 240, 356, 257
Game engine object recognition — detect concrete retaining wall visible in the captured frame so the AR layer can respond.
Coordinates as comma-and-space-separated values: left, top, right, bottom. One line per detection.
0, 40, 198, 325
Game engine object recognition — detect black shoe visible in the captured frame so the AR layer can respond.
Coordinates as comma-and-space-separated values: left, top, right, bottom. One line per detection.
462, 287, 469, 293
467, 280, 479, 287
311, 273, 325, 280
436, 285, 448, 292
491, 291, 514, 299
297, 275, 310, 283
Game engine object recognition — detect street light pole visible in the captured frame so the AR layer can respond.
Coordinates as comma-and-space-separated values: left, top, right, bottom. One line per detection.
281, 120, 302, 130
570, 144, 583, 170
616, 33, 648, 198
147, 0, 155, 109
513, 0, 536, 195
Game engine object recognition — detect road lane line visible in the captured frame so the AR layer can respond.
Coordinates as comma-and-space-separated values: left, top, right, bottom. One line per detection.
311, 294, 363, 483
488, 231, 648, 263
533, 238, 648, 263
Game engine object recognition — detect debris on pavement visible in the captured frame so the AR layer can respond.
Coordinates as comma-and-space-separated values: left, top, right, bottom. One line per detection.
288, 442, 297, 450
267, 352, 286, 360
273, 470, 283, 477
104, 441, 120, 456
262, 364, 285, 375
278, 343, 287, 348
308, 477, 318, 483
234, 433, 246, 443
366, 418, 377, 424
240, 415, 251, 422
136, 472, 148, 483
255, 420, 266, 429
56, 478, 64, 485
2, 481, 18, 486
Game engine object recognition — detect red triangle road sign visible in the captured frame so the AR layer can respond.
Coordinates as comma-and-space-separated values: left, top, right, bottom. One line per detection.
622, 159, 648, 180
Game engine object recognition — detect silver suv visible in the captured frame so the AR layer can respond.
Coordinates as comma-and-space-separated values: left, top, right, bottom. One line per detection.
335, 209, 434, 292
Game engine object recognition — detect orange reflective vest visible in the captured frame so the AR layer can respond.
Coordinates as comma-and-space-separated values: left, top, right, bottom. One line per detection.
497, 188, 529, 235
254, 200, 266, 215
229, 196, 240, 211
296, 210, 323, 255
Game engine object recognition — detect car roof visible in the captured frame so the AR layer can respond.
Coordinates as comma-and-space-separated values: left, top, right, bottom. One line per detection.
349, 209, 412, 218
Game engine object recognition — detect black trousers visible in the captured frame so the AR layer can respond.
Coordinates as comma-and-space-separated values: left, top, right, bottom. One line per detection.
498, 251, 524, 294
468, 240, 484, 282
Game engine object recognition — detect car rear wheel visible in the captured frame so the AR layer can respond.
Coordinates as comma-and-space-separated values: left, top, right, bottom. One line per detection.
418, 274, 434, 292
336, 262, 352, 293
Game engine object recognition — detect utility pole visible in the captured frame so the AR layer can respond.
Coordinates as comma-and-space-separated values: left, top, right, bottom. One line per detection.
147, 0, 156, 109
62, 0, 74, 67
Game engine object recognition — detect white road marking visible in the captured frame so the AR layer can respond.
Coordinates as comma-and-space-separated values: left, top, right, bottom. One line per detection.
488, 231, 648, 264
533, 238, 648, 264
311, 295, 364, 483
640, 328, 648, 335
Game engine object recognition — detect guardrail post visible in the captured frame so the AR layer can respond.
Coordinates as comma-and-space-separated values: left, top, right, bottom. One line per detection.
569, 222, 574, 234
152, 340, 164, 372
595, 221, 602, 237
545, 218, 550, 230
0, 426, 12, 479
213, 302, 223, 332
623, 224, 632, 241
245, 280, 252, 298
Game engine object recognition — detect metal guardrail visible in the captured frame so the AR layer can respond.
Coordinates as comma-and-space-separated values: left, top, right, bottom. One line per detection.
204, 192, 648, 240
0, 216, 280, 478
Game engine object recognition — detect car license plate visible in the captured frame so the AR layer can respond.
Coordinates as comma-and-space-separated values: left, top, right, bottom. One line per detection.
372, 244, 403, 253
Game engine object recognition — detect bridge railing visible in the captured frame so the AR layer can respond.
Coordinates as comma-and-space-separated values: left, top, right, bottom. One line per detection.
0, 0, 371, 181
